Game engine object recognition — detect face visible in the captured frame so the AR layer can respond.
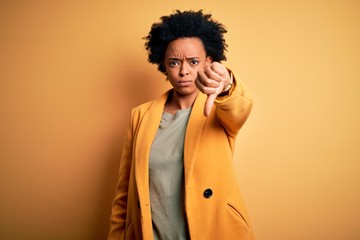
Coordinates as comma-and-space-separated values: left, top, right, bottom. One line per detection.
164, 37, 212, 96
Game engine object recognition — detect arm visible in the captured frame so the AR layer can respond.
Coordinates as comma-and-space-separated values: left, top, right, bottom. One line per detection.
214, 72, 253, 138
196, 63, 253, 137
108, 109, 134, 240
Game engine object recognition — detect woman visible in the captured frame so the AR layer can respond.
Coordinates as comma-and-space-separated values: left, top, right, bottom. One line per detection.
108, 10, 254, 240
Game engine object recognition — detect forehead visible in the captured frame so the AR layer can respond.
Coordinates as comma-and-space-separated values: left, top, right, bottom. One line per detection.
165, 37, 206, 57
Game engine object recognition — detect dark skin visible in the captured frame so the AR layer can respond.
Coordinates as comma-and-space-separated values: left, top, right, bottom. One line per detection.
163, 37, 231, 116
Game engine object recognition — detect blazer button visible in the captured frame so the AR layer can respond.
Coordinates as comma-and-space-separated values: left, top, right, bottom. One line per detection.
203, 188, 213, 198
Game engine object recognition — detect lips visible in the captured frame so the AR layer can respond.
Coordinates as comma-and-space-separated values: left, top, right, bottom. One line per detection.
178, 80, 193, 86
179, 78, 192, 82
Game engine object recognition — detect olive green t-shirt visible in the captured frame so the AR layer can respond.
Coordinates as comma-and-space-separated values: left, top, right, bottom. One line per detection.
149, 108, 191, 240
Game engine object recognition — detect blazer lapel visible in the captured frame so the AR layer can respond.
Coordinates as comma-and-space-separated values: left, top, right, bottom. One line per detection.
134, 91, 169, 205
184, 92, 208, 188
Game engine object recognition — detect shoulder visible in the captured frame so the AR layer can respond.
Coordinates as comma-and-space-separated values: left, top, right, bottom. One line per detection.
130, 100, 155, 125
131, 89, 171, 120
133, 100, 153, 113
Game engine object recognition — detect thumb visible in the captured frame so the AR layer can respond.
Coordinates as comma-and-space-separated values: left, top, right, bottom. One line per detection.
204, 93, 217, 116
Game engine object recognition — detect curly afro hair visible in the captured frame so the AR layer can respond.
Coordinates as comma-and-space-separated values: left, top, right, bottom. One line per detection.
144, 10, 228, 74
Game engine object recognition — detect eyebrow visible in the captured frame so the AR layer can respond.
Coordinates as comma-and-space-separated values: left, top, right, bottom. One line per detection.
167, 57, 199, 61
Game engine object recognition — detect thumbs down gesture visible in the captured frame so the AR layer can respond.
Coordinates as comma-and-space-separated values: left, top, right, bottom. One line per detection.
196, 62, 231, 116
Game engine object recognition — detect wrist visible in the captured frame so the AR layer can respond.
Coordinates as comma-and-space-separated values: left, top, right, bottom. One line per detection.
222, 72, 233, 93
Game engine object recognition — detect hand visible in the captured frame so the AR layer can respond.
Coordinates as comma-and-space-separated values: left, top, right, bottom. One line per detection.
196, 62, 231, 116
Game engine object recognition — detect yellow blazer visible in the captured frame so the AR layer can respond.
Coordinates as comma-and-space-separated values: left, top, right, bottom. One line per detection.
108, 73, 254, 240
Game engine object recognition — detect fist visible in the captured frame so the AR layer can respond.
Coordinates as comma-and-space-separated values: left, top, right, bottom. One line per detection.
196, 62, 231, 116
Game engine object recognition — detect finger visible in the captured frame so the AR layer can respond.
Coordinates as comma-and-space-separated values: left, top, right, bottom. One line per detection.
197, 70, 221, 88
195, 71, 220, 93
204, 66, 224, 83
195, 78, 218, 95
210, 62, 227, 77
208, 63, 230, 89
204, 93, 217, 116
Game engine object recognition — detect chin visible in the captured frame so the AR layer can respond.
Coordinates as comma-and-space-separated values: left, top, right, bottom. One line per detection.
174, 87, 198, 96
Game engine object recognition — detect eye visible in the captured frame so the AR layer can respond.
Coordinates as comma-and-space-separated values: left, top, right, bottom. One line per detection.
169, 61, 180, 67
190, 59, 199, 65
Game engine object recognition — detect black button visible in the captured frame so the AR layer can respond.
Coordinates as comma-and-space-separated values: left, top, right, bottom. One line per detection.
203, 188, 213, 198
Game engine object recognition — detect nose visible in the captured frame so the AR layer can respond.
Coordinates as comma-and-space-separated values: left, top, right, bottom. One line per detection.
179, 62, 190, 76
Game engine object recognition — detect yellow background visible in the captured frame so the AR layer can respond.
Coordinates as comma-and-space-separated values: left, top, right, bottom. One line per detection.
1, 1, 359, 239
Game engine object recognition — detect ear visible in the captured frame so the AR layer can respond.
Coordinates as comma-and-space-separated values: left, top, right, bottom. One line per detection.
205, 56, 213, 66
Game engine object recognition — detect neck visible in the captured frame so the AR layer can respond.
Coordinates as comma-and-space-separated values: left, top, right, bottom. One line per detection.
164, 90, 198, 114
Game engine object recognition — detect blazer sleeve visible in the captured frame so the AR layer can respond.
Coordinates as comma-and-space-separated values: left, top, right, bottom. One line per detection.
214, 71, 253, 138
108, 109, 135, 240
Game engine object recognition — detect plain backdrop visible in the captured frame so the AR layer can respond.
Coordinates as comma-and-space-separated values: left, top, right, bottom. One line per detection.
1, 1, 359, 239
